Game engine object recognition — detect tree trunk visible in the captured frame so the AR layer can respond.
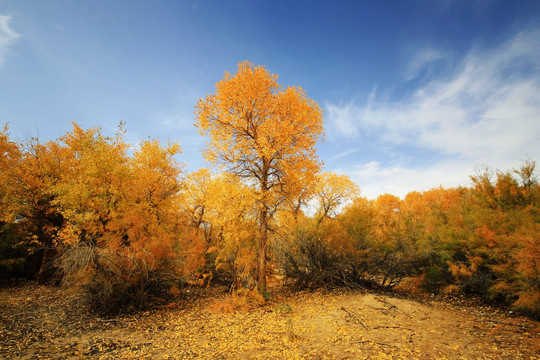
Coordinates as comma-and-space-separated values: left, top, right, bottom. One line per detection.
37, 248, 57, 284
257, 206, 268, 290
257, 158, 270, 291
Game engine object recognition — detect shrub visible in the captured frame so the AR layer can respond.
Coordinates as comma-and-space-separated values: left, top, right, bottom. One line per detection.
275, 227, 362, 289
59, 243, 182, 314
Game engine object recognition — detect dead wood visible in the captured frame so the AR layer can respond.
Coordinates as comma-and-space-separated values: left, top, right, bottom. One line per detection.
340, 306, 369, 330
375, 297, 412, 318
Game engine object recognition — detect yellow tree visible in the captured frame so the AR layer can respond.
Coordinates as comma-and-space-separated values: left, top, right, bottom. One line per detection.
195, 61, 324, 288
118, 138, 185, 262
0, 125, 21, 223
1, 128, 68, 282
51, 124, 191, 312
181, 168, 213, 234
315, 172, 360, 222
52, 123, 130, 248
16, 139, 67, 282
53, 124, 187, 263
204, 173, 258, 286
0, 126, 24, 276
283, 170, 319, 223
374, 194, 402, 244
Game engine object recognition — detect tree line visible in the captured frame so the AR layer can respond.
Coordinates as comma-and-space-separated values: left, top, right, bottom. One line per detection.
0, 62, 538, 317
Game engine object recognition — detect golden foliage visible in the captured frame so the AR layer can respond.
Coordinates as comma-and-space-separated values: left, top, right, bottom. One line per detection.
1, 63, 538, 318
0, 125, 22, 222
315, 172, 360, 221
195, 61, 324, 288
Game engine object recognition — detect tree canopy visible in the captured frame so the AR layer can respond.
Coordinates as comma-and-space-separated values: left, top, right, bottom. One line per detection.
195, 61, 324, 288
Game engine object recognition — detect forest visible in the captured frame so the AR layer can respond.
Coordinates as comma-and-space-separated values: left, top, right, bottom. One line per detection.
1, 62, 538, 324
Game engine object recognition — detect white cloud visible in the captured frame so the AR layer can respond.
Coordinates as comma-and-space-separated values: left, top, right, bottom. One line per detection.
325, 29, 540, 198
329, 148, 362, 161
404, 47, 448, 81
342, 160, 496, 199
0, 14, 20, 66
325, 101, 360, 138
326, 88, 377, 139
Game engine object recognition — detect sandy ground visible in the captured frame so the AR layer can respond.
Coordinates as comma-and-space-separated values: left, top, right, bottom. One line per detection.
0, 282, 538, 359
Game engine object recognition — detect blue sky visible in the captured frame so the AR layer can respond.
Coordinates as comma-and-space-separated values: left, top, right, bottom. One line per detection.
1, 0, 539, 199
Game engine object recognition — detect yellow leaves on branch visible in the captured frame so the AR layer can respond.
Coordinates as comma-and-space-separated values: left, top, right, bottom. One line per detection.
316, 172, 360, 220
195, 61, 325, 287
195, 61, 324, 196
46, 123, 188, 268
0, 125, 22, 222
0, 60, 537, 315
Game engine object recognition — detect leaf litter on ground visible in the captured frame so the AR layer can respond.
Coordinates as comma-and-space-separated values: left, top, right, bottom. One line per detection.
0, 282, 538, 359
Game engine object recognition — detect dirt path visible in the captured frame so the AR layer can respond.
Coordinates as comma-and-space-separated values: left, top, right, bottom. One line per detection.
0, 283, 538, 359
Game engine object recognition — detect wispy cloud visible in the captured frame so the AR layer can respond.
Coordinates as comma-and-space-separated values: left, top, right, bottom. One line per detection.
340, 160, 485, 199
325, 29, 540, 198
0, 14, 20, 66
329, 148, 362, 161
325, 101, 361, 139
326, 88, 377, 139
404, 47, 448, 81
152, 89, 203, 131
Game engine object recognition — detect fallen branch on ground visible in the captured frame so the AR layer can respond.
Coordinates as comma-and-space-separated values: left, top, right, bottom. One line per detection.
340, 306, 369, 330
375, 297, 412, 318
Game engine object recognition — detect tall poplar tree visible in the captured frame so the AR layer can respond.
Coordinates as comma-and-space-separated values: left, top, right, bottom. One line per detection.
195, 61, 324, 288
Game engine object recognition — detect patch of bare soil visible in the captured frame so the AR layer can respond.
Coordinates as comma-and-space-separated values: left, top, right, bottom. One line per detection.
0, 282, 538, 359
